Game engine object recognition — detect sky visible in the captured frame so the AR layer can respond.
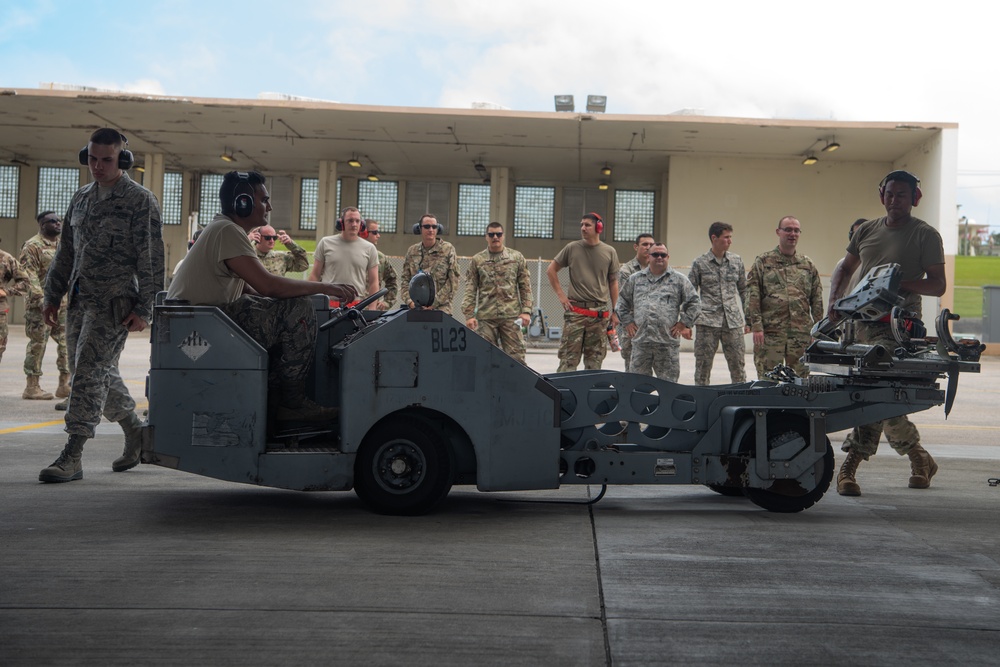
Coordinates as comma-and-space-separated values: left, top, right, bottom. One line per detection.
2, 0, 998, 231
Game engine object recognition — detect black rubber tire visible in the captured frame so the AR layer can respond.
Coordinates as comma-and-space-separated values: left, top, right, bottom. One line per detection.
705, 483, 745, 497
740, 414, 834, 513
354, 417, 453, 515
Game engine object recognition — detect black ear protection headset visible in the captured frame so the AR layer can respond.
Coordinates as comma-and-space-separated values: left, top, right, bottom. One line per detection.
232, 172, 256, 218
413, 215, 444, 235
78, 132, 135, 171
878, 170, 922, 207
586, 212, 604, 234
336, 208, 368, 236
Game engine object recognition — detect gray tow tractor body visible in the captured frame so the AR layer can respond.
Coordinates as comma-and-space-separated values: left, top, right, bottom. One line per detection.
144, 264, 982, 514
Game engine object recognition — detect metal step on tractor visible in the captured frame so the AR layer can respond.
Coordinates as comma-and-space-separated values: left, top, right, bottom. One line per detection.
143, 264, 983, 515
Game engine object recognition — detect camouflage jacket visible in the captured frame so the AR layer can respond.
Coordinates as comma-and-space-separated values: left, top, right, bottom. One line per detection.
461, 246, 533, 321
746, 248, 824, 335
617, 267, 701, 346
400, 239, 460, 313
19, 234, 60, 308
377, 250, 398, 306
256, 241, 309, 276
0, 248, 29, 300
619, 257, 644, 285
688, 250, 747, 329
44, 173, 165, 322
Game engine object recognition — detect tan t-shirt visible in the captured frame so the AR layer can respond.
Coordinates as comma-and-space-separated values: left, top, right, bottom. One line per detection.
314, 234, 378, 296
553, 240, 620, 305
166, 213, 256, 306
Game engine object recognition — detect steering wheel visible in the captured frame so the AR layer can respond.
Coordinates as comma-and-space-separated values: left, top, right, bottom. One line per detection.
319, 288, 389, 332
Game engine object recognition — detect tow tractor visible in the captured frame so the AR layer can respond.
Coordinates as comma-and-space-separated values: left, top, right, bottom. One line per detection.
143, 264, 983, 515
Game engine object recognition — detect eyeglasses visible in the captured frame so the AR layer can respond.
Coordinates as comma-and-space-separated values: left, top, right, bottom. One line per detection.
778, 227, 802, 234
43, 217, 61, 224
261, 235, 278, 241
650, 252, 668, 258
421, 224, 437, 230
487, 232, 503, 238
368, 230, 381, 235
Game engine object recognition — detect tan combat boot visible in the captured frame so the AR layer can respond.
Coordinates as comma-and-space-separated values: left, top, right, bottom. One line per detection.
23, 376, 54, 400
837, 449, 864, 496
906, 445, 938, 489
112, 413, 144, 472
55, 372, 71, 398
39, 435, 87, 483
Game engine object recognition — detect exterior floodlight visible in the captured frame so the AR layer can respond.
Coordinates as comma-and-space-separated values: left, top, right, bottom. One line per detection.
586, 95, 607, 113
554, 95, 575, 112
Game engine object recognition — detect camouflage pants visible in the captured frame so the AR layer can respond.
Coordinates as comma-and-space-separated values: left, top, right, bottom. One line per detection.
557, 312, 608, 372
220, 295, 316, 390
64, 299, 136, 438
630, 341, 681, 382
694, 325, 746, 385
476, 318, 526, 363
841, 322, 921, 458
0, 297, 7, 363
753, 333, 811, 379
617, 324, 632, 372
23, 304, 68, 377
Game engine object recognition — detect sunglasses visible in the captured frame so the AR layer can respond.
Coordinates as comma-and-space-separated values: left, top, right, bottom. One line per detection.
260, 235, 278, 241
487, 232, 503, 238
421, 224, 437, 230
368, 230, 381, 235
650, 252, 668, 258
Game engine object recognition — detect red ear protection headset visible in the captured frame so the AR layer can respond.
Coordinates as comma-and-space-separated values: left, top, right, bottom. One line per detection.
336, 209, 368, 236
586, 212, 604, 234
878, 170, 922, 207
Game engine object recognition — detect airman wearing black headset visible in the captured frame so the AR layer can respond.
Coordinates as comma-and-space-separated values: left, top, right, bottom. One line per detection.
399, 214, 459, 313
829, 169, 946, 498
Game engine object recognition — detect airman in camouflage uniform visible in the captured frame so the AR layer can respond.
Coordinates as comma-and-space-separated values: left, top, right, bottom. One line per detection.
249, 225, 309, 276
746, 217, 823, 379
617, 233, 653, 372
617, 243, 700, 382
20, 212, 70, 400
365, 220, 398, 308
462, 222, 533, 363
401, 214, 459, 314
0, 242, 30, 364
39, 128, 165, 483
688, 222, 749, 385
547, 213, 620, 373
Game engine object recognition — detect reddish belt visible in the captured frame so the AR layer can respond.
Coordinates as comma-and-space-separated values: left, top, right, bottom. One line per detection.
330, 299, 361, 308
570, 305, 610, 318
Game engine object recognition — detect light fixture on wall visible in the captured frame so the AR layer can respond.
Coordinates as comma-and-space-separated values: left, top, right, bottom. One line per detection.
822, 138, 840, 152
554, 94, 575, 112
598, 182, 610, 191
474, 162, 489, 178
601, 164, 612, 176
347, 154, 362, 168
367, 172, 380, 182
220, 148, 236, 163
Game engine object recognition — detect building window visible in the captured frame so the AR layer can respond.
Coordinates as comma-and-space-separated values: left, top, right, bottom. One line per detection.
562, 187, 608, 239
457, 183, 491, 236
613, 190, 655, 243
358, 180, 398, 233
300, 178, 318, 231
0, 165, 18, 218
199, 173, 224, 226
37, 167, 80, 219
161, 172, 183, 225
404, 181, 451, 233
514, 186, 555, 239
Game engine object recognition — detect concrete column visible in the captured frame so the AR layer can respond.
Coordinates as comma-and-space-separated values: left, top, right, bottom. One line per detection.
490, 167, 511, 225
317, 160, 338, 240
142, 153, 165, 203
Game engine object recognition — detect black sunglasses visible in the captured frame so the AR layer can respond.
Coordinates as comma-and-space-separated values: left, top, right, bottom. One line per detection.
487, 232, 503, 238
261, 235, 278, 241
421, 224, 437, 230
368, 230, 381, 235
650, 252, 668, 258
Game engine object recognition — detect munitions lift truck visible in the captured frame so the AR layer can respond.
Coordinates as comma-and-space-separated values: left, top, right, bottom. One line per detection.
143, 265, 983, 515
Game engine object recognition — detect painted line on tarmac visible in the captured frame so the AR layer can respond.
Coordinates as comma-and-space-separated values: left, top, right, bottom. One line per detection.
0, 401, 149, 435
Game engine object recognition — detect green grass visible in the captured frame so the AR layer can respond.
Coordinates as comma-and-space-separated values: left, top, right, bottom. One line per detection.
954, 256, 1000, 287
953, 286, 983, 318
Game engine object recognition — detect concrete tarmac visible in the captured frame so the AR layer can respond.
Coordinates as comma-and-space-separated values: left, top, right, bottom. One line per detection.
1, 326, 998, 665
